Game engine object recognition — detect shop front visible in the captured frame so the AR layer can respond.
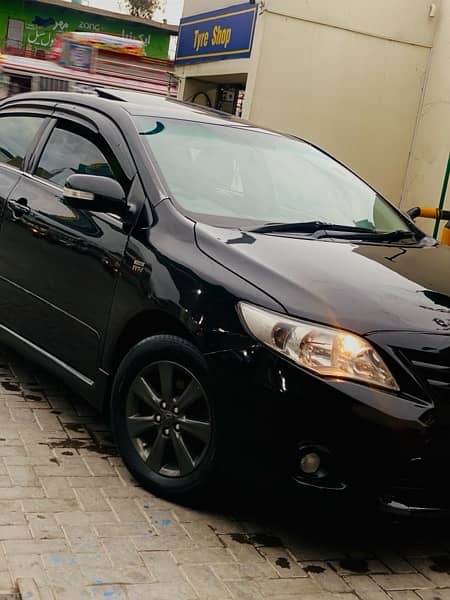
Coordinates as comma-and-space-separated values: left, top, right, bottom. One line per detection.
175, 1, 258, 116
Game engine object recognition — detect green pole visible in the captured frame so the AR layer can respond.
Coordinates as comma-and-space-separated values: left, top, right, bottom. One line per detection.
433, 153, 450, 238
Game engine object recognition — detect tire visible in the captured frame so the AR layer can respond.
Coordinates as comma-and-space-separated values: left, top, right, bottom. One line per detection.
110, 335, 217, 502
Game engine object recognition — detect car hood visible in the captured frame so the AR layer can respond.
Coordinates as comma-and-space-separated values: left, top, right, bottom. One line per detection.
195, 223, 450, 335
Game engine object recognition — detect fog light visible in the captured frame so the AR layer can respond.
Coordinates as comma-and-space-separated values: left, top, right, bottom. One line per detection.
300, 452, 321, 474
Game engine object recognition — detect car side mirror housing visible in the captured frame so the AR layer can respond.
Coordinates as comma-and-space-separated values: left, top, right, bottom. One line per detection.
63, 174, 126, 215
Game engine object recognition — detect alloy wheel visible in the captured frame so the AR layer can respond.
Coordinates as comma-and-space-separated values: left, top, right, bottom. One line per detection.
126, 360, 212, 477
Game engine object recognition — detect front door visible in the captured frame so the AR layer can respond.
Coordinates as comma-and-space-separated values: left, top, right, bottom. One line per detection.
0, 111, 136, 382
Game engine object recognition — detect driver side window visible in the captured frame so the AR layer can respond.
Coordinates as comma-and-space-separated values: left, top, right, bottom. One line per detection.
35, 123, 121, 188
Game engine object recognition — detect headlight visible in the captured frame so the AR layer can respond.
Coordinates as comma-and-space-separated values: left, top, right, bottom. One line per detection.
238, 302, 399, 391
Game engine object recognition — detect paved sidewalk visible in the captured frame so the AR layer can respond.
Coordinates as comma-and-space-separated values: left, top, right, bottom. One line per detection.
0, 347, 448, 599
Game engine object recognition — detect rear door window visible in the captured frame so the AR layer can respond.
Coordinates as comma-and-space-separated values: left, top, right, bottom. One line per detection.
0, 115, 44, 170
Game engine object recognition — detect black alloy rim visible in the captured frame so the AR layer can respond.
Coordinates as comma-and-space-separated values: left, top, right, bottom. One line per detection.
126, 361, 212, 477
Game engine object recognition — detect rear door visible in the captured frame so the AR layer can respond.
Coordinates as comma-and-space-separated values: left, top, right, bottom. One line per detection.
0, 110, 49, 217
0, 105, 137, 382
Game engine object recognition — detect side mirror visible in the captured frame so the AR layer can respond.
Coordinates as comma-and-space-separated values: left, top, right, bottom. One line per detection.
63, 174, 126, 214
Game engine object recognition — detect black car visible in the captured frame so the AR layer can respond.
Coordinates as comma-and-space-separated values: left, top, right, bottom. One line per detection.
0, 90, 449, 515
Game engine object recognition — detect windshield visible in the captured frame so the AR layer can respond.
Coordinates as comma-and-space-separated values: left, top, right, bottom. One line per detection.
135, 116, 410, 233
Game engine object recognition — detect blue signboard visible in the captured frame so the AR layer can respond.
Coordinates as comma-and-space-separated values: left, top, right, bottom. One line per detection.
175, 2, 258, 65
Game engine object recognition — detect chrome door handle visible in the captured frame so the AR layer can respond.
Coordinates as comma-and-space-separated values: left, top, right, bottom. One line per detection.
8, 199, 30, 216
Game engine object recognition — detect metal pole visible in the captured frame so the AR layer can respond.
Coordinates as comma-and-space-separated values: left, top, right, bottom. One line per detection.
433, 154, 450, 238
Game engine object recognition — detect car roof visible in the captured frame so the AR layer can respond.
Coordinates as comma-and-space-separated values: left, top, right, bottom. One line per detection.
0, 89, 254, 128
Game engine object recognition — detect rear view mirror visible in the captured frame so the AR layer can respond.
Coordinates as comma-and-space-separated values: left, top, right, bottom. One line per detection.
63, 174, 126, 214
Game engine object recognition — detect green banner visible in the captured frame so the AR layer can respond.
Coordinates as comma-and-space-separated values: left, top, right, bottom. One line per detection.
0, 0, 170, 59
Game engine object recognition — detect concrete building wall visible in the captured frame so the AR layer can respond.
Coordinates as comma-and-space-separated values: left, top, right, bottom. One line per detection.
246, 0, 434, 203
261, 0, 437, 47
182, 0, 241, 18
401, 0, 450, 223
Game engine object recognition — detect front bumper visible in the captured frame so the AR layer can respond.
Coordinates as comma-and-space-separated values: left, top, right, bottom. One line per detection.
206, 338, 450, 515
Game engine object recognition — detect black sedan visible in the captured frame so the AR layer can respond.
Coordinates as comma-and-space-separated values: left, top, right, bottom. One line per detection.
0, 89, 448, 515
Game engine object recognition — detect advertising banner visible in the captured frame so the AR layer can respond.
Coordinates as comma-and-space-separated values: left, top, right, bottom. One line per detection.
60, 40, 96, 71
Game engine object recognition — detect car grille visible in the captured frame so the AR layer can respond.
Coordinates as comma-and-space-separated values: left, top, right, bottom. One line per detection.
402, 348, 450, 402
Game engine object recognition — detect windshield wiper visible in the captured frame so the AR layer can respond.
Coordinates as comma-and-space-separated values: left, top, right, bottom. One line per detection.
249, 221, 380, 235
248, 221, 418, 242
359, 229, 418, 242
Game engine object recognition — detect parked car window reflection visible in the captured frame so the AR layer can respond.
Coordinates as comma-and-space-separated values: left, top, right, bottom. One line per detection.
0, 115, 43, 170
35, 127, 115, 187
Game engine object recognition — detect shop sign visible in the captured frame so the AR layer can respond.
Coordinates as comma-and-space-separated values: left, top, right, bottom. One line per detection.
0, 0, 170, 59
175, 2, 257, 65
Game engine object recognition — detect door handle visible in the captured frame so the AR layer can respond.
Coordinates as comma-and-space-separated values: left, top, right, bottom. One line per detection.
8, 198, 30, 216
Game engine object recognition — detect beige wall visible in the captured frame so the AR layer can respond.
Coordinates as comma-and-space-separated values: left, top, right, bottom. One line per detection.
401, 0, 450, 224
261, 0, 436, 47
246, 1, 434, 203
182, 0, 240, 18
176, 57, 252, 82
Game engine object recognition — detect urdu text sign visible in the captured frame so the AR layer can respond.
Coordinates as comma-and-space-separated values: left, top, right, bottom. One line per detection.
175, 3, 258, 65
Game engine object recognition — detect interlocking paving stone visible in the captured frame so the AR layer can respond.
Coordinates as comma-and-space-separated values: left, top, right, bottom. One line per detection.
344, 575, 392, 600
140, 550, 185, 582
26, 514, 64, 540
181, 564, 231, 598
417, 591, 450, 600
375, 552, 416, 574
390, 592, 424, 600
372, 574, 434, 590
0, 347, 448, 599
103, 538, 145, 567
297, 561, 352, 593
224, 579, 263, 600
88, 584, 128, 600
211, 561, 278, 581
130, 532, 194, 552
256, 575, 322, 596
408, 557, 450, 587
257, 546, 308, 578
125, 581, 197, 600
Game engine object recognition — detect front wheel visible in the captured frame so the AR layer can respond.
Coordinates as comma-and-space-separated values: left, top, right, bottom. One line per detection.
110, 335, 217, 501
